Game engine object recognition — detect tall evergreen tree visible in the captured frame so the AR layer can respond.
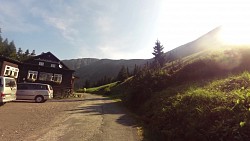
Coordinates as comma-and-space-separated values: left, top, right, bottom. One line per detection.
117, 65, 129, 82
24, 49, 30, 56
0, 34, 3, 54
84, 80, 91, 88
133, 64, 139, 75
31, 50, 36, 56
152, 40, 165, 67
8, 41, 17, 59
17, 48, 23, 61
22, 49, 31, 60
1, 38, 8, 56
126, 67, 130, 77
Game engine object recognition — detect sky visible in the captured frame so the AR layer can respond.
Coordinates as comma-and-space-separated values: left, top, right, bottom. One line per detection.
0, 0, 249, 60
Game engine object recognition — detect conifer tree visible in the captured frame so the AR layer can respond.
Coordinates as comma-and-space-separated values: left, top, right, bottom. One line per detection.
8, 41, 17, 59
17, 48, 23, 60
117, 65, 129, 81
152, 40, 165, 67
31, 50, 36, 56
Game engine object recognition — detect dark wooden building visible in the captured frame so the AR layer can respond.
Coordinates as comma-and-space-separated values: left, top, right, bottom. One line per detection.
18, 52, 75, 97
0, 56, 20, 79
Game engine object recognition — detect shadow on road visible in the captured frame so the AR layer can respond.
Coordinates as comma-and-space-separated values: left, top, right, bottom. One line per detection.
49, 97, 109, 103
66, 97, 138, 127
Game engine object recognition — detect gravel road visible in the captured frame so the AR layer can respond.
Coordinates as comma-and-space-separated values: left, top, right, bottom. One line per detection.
0, 93, 140, 141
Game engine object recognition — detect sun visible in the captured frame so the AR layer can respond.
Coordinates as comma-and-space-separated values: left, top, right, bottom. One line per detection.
219, 24, 250, 45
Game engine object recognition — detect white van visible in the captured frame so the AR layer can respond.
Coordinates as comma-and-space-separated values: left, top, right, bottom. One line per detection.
0, 76, 17, 105
16, 83, 53, 103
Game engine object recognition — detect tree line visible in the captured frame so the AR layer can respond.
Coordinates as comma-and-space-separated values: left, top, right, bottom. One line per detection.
0, 32, 35, 61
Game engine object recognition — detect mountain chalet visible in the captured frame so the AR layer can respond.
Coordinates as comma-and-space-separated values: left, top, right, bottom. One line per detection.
0, 52, 75, 97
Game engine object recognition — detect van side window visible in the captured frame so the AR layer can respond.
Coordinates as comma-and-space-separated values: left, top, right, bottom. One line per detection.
27, 84, 36, 90
38, 85, 48, 90
17, 84, 28, 90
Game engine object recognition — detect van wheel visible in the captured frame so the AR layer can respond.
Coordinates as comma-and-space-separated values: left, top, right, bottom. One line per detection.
35, 96, 44, 103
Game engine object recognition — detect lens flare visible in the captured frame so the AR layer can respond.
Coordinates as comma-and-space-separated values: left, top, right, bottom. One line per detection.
218, 25, 250, 45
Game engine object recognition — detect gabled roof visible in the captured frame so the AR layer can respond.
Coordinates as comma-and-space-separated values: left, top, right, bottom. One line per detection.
23, 52, 71, 70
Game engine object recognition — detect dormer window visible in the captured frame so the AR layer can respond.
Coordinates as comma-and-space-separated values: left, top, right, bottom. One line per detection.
39, 62, 44, 66
51, 64, 56, 68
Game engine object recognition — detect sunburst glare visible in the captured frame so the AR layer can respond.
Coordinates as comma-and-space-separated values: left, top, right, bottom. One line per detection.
219, 24, 250, 45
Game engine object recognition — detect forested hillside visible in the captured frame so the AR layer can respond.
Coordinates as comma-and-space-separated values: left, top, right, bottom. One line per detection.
62, 58, 99, 70
63, 58, 148, 89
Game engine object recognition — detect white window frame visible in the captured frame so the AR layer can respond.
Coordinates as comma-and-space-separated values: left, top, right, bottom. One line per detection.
27, 70, 38, 80
4, 65, 19, 78
39, 62, 44, 66
54, 74, 62, 83
4, 66, 11, 76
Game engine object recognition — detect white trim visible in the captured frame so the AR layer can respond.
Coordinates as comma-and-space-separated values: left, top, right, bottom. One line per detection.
4, 65, 19, 78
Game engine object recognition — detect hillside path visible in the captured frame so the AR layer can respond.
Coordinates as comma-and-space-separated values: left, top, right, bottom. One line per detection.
25, 93, 140, 141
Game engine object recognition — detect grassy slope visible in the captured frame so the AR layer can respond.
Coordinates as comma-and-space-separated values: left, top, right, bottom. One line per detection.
84, 46, 250, 140
143, 72, 250, 140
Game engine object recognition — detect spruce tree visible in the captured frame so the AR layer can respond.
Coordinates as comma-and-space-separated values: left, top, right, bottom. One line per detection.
117, 66, 128, 82
31, 50, 36, 56
152, 40, 165, 67
17, 48, 23, 60
8, 41, 17, 59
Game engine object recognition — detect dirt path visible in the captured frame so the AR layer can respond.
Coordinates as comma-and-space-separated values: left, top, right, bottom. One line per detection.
0, 93, 140, 141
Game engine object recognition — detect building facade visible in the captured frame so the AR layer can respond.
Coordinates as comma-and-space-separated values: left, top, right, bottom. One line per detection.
17, 52, 75, 97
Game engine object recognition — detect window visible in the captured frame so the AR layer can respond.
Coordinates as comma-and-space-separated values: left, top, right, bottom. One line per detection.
4, 66, 11, 76
39, 62, 44, 66
51, 64, 56, 68
27, 70, 38, 80
39, 72, 53, 81
4, 65, 19, 78
18, 84, 48, 90
5, 78, 16, 87
54, 74, 62, 83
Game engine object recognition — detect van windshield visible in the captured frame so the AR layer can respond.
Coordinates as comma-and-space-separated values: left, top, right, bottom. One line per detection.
49, 85, 53, 90
0, 79, 2, 87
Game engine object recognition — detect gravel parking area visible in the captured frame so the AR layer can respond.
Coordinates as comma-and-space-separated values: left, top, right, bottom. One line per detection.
0, 98, 84, 141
